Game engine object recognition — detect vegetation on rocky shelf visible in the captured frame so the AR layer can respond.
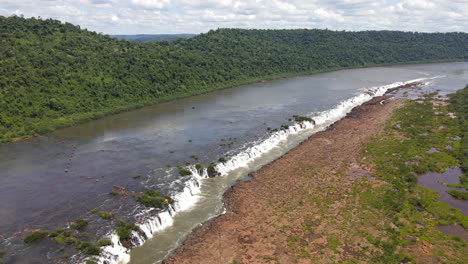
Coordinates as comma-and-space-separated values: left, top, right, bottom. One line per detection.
207, 162, 218, 177
448, 85, 468, 200
96, 238, 112, 247
178, 166, 192, 176
1, 15, 467, 143
137, 190, 174, 209
23, 226, 110, 256
292, 115, 314, 123
99, 211, 113, 220
195, 163, 204, 171
70, 219, 88, 231
358, 92, 467, 261
24, 231, 49, 244
116, 220, 139, 241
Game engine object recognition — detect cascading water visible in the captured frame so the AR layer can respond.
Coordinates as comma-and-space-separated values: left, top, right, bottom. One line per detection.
88, 77, 431, 264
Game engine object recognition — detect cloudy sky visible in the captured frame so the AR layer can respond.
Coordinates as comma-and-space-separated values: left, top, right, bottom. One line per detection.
0, 0, 466, 34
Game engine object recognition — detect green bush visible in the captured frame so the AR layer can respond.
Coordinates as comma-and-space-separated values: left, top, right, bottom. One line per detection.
96, 238, 112, 247
293, 115, 313, 122
24, 231, 49, 244
99, 212, 113, 220
137, 190, 174, 208
179, 168, 192, 176
207, 162, 218, 177
70, 219, 88, 231
76, 241, 100, 255
116, 220, 139, 240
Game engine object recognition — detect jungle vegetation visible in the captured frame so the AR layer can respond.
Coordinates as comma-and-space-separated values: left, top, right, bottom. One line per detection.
1, 15, 467, 143
111, 34, 195, 42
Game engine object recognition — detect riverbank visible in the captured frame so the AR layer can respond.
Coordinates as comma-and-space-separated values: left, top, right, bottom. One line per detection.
164, 92, 467, 263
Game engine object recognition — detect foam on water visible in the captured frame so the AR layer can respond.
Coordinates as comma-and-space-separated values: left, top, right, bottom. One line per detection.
87, 77, 431, 264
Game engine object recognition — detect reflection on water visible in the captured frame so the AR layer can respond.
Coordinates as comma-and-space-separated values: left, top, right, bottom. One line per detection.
417, 167, 467, 215
436, 224, 468, 242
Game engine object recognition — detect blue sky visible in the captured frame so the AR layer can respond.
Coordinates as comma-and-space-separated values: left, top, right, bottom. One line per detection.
0, 0, 466, 34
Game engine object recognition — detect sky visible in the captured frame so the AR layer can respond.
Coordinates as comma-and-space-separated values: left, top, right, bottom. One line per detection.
0, 0, 466, 34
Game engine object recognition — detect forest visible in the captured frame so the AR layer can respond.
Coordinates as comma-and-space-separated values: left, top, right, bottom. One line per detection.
111, 34, 195, 42
0, 15, 467, 143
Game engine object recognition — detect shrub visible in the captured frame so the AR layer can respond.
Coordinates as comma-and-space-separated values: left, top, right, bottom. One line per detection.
97, 238, 112, 247
24, 231, 49, 244
137, 190, 174, 208
195, 164, 204, 171
70, 219, 88, 231
116, 220, 139, 240
218, 157, 227, 163
49, 231, 59, 237
109, 190, 118, 196
207, 162, 218, 177
132, 174, 141, 179
179, 168, 192, 176
293, 115, 313, 122
99, 212, 113, 220
76, 241, 100, 255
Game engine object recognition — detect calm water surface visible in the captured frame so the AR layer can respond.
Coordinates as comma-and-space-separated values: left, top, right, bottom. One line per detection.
0, 62, 467, 263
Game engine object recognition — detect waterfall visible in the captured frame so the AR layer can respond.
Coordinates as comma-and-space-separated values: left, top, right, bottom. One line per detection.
86, 77, 429, 264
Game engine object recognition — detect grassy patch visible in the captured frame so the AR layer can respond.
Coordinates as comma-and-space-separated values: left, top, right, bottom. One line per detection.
116, 220, 139, 240
195, 163, 204, 171
70, 219, 88, 231
293, 115, 314, 123
99, 211, 113, 220
137, 190, 174, 209
178, 166, 192, 176
96, 238, 112, 247
24, 231, 49, 244
360, 94, 468, 261
447, 189, 468, 200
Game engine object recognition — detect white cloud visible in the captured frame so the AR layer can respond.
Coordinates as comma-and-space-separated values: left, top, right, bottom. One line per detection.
0, 0, 466, 34
131, 0, 170, 9
402, 0, 435, 9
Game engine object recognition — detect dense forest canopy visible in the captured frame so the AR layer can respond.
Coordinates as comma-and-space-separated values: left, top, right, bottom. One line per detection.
0, 15, 467, 143
111, 34, 196, 42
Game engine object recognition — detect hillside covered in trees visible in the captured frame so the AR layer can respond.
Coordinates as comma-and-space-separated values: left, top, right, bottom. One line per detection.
0, 15, 467, 143
111, 34, 195, 42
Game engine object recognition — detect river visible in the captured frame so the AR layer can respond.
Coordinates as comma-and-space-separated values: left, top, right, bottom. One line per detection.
0, 62, 466, 264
